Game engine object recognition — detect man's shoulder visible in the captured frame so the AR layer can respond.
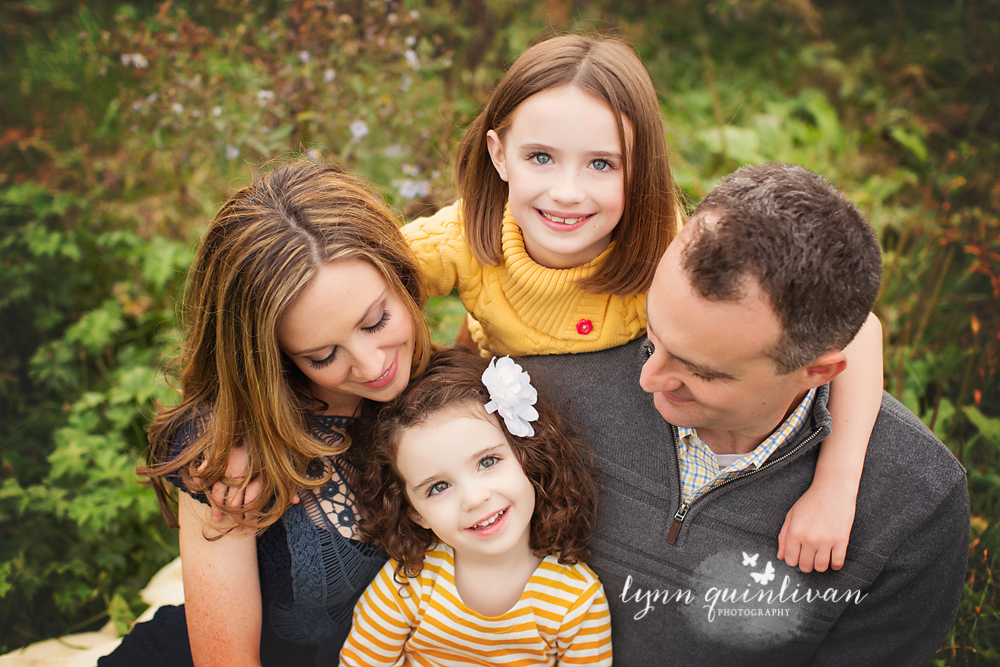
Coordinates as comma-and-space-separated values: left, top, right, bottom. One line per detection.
852, 391, 968, 547
518, 337, 649, 384
517, 339, 650, 415
869, 391, 966, 485
517, 339, 674, 478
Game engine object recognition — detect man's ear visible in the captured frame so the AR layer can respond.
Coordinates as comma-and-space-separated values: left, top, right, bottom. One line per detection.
409, 507, 430, 530
485, 129, 509, 182
801, 350, 848, 389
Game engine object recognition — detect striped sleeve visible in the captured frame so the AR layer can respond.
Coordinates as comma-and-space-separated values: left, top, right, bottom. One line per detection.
339, 560, 420, 667
557, 578, 613, 666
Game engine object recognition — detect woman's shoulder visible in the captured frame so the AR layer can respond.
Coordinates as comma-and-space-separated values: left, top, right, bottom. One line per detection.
161, 409, 211, 500
159, 404, 210, 460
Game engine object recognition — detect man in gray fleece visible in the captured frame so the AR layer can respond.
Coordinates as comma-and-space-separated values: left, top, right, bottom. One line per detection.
520, 163, 969, 666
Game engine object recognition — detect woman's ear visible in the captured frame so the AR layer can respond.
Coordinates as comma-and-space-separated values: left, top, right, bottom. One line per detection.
409, 507, 430, 530
486, 129, 509, 182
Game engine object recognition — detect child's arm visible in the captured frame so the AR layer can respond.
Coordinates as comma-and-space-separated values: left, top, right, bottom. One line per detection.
778, 313, 884, 573
401, 201, 465, 299
559, 580, 613, 667
339, 562, 417, 667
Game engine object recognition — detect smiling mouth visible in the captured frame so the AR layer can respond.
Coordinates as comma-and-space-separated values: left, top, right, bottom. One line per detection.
469, 508, 507, 531
538, 210, 593, 225
662, 390, 694, 404
360, 353, 398, 389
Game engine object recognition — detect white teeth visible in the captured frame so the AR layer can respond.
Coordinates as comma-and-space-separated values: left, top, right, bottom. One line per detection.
473, 509, 505, 529
540, 211, 588, 225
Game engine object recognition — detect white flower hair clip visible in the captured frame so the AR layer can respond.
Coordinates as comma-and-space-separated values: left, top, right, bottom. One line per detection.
482, 356, 539, 437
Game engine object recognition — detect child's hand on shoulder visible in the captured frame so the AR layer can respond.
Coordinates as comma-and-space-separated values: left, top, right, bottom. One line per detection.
777, 479, 857, 573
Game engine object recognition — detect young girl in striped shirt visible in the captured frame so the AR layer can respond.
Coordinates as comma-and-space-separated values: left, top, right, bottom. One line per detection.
339, 347, 611, 666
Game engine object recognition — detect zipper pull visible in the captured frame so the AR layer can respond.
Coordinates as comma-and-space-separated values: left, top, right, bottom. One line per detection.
666, 502, 689, 544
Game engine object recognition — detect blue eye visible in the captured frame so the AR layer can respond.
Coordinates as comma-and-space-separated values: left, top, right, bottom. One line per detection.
428, 481, 449, 496
479, 455, 500, 470
591, 159, 611, 171
528, 153, 552, 165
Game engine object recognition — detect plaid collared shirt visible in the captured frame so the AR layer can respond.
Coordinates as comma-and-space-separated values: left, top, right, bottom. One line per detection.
676, 388, 816, 504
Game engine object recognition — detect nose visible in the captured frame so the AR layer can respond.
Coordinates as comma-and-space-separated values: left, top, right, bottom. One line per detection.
461, 485, 491, 512
639, 348, 684, 395
548, 169, 585, 205
350, 341, 387, 382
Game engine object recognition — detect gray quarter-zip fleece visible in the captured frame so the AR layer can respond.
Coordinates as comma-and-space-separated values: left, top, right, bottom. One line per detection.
519, 337, 968, 666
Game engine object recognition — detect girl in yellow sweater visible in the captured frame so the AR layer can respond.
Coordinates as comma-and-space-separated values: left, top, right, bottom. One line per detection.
341, 347, 611, 666
402, 34, 884, 574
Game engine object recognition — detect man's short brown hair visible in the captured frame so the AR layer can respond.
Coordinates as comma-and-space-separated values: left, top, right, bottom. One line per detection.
683, 163, 882, 373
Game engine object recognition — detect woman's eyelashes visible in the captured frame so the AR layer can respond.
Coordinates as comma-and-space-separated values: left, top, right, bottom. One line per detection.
527, 152, 552, 165
306, 310, 391, 369
363, 309, 390, 333
309, 348, 338, 370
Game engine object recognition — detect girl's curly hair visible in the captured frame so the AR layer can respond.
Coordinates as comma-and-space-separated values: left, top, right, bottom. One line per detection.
352, 347, 597, 583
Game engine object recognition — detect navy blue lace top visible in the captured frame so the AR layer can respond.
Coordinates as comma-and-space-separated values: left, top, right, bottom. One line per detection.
176, 415, 386, 665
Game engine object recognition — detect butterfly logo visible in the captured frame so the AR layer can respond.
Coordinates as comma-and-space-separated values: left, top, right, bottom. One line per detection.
742, 552, 759, 567
750, 561, 776, 585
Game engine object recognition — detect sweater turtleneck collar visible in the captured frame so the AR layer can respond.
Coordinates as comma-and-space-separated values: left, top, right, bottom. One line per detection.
499, 204, 614, 280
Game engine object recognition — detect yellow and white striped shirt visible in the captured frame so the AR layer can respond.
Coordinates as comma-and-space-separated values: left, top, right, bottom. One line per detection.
339, 545, 613, 666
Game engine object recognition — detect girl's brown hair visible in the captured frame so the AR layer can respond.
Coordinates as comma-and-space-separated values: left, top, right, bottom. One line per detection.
355, 347, 597, 580
140, 162, 431, 530
456, 33, 681, 295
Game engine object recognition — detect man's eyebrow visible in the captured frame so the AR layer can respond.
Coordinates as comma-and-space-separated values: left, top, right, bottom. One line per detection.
647, 322, 737, 380
672, 353, 737, 381
288, 291, 386, 356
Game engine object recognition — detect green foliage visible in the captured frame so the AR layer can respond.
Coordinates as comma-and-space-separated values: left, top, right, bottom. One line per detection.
2, 0, 998, 661
0, 173, 185, 647
426, 293, 467, 347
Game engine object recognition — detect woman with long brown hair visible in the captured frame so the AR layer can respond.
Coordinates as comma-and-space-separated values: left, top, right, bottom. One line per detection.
100, 162, 431, 667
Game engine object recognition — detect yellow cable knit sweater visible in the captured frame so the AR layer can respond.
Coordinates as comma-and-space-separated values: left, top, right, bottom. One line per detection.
402, 202, 647, 356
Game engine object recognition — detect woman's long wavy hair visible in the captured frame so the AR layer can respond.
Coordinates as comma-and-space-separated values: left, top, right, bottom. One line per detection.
140, 162, 431, 530
456, 33, 682, 295
355, 347, 597, 582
